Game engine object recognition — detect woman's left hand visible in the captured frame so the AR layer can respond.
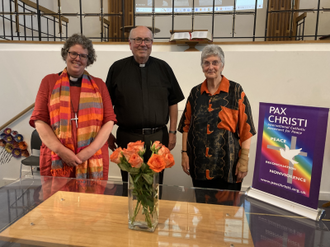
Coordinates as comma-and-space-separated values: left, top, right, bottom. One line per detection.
235, 162, 248, 182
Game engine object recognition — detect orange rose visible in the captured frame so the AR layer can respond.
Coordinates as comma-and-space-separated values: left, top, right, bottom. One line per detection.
127, 140, 145, 153
164, 153, 175, 168
128, 153, 143, 168
158, 145, 170, 156
151, 141, 162, 150
122, 148, 136, 161
147, 154, 166, 173
110, 147, 123, 164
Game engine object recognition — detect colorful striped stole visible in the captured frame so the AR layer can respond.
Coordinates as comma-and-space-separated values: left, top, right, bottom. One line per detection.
49, 68, 104, 179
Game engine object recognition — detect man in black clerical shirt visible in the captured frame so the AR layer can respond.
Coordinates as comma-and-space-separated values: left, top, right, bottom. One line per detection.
105, 26, 184, 186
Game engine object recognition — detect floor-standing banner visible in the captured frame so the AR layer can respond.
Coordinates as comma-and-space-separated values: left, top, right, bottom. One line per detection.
252, 103, 329, 210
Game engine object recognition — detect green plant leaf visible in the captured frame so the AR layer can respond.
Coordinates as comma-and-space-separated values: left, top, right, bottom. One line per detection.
140, 162, 148, 172
134, 173, 142, 183
129, 167, 140, 175
129, 174, 134, 183
118, 162, 129, 172
142, 173, 153, 185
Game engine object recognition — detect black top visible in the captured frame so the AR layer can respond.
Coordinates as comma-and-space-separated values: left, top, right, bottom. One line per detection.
106, 56, 184, 129
69, 77, 82, 87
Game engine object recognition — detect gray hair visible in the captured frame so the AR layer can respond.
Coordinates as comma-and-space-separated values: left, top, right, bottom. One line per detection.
128, 26, 154, 40
201, 44, 225, 67
61, 33, 96, 66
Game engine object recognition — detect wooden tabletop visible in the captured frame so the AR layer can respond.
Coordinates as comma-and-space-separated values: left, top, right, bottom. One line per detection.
0, 191, 254, 246
0, 191, 254, 247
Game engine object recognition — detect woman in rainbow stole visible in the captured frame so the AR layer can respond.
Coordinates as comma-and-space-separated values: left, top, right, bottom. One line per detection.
30, 34, 116, 182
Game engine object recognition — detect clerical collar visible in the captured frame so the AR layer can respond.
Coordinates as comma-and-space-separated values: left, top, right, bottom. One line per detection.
70, 76, 78, 81
132, 56, 151, 67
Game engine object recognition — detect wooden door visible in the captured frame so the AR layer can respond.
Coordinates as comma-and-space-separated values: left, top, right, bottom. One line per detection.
108, 0, 133, 42
266, 0, 300, 41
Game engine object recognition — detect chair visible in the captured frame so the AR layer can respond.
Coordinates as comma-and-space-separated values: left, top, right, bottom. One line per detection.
20, 129, 42, 178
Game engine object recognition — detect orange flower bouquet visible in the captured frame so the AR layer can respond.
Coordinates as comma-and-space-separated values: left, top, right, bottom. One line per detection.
110, 140, 175, 232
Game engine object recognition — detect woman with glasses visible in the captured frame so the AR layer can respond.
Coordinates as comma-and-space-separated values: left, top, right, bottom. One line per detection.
178, 44, 256, 192
30, 34, 116, 180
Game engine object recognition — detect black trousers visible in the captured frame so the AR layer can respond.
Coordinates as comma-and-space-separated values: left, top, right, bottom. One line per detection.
116, 126, 168, 196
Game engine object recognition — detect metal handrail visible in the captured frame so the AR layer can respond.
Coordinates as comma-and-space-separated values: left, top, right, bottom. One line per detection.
0, 103, 34, 131
2, 0, 329, 42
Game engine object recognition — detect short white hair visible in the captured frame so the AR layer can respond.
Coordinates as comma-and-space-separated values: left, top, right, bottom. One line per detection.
201, 44, 225, 67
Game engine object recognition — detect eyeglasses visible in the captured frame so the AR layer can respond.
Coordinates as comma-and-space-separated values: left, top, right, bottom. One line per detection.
68, 51, 89, 60
130, 38, 153, 45
202, 60, 221, 67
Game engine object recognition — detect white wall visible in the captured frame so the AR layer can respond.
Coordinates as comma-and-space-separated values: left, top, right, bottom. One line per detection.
0, 42, 329, 200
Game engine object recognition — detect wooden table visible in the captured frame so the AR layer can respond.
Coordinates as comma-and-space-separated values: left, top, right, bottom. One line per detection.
0, 191, 253, 246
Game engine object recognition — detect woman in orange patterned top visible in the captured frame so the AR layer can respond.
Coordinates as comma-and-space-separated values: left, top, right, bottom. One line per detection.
178, 44, 256, 191
30, 34, 116, 180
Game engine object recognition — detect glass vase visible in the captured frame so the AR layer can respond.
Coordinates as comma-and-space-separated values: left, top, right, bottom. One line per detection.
128, 172, 159, 232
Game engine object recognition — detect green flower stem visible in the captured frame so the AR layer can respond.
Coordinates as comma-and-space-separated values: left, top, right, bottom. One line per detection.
131, 198, 141, 223
142, 205, 152, 228
130, 172, 155, 228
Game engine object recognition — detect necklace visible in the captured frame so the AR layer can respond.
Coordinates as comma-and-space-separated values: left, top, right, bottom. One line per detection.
69, 75, 81, 128
70, 100, 79, 128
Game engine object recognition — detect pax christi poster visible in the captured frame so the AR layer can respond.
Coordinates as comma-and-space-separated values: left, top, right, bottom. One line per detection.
253, 103, 329, 209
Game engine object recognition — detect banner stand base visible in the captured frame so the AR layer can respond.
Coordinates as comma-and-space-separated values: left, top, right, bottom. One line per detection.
245, 187, 325, 221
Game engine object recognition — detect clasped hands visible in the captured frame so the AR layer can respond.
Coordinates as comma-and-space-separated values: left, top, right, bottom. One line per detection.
58, 146, 94, 167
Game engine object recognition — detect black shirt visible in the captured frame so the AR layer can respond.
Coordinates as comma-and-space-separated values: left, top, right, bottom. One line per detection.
106, 56, 184, 129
